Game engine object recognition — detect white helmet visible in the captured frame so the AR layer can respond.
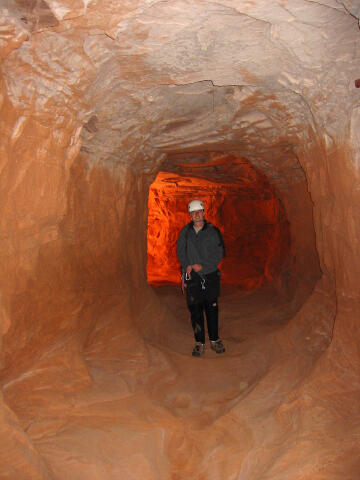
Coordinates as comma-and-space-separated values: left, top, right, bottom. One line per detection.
188, 199, 204, 212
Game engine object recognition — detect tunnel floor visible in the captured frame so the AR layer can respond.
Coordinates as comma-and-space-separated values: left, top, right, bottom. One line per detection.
151, 284, 294, 362
3, 284, 330, 479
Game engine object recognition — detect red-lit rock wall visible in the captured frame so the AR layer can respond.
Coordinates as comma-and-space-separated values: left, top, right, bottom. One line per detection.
147, 157, 291, 291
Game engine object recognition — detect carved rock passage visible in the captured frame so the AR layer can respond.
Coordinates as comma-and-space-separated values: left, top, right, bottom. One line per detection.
0, 1, 360, 479
147, 155, 292, 289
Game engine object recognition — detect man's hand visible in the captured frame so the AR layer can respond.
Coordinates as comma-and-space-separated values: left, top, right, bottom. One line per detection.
192, 264, 202, 272
185, 264, 202, 279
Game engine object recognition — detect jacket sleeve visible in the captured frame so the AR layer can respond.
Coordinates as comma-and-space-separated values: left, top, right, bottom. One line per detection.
201, 228, 223, 272
177, 227, 189, 272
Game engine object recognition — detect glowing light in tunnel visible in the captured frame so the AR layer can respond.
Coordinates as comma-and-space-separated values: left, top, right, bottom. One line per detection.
147, 156, 291, 291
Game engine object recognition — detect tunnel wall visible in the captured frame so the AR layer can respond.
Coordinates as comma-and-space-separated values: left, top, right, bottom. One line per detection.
298, 138, 360, 371
0, 85, 79, 476
0, 3, 359, 478
259, 140, 360, 476
274, 175, 321, 307
0, 81, 154, 476
1, 85, 360, 479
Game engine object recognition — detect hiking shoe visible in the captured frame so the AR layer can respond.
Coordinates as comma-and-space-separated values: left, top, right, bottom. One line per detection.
210, 339, 226, 354
192, 342, 206, 357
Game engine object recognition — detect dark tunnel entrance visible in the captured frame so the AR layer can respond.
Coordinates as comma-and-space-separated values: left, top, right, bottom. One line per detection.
147, 154, 291, 292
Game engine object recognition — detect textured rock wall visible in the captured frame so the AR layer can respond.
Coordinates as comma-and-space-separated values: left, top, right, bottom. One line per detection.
0, 81, 76, 476
1, 0, 360, 478
147, 162, 292, 290
299, 138, 360, 369
259, 140, 360, 479
0, 81, 151, 476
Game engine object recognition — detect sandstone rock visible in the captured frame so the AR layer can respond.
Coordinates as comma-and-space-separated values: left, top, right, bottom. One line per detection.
0, 1, 359, 478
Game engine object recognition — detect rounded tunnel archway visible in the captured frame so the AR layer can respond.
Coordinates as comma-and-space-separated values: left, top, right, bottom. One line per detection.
1, 1, 360, 479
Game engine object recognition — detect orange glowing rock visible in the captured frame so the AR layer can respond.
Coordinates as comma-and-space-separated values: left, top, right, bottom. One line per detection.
147, 156, 290, 291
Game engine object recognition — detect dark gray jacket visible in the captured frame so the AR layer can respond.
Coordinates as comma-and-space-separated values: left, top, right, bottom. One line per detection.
177, 221, 224, 275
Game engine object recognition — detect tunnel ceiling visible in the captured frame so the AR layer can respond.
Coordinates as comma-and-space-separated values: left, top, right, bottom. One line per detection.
1, 0, 360, 186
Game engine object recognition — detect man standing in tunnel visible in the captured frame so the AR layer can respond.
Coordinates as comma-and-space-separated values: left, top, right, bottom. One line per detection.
177, 199, 226, 357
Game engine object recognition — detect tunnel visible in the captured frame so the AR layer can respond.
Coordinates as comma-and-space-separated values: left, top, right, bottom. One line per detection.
1, 1, 360, 479
147, 154, 293, 290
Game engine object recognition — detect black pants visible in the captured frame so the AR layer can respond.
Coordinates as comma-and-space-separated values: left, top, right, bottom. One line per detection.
188, 297, 219, 343
185, 270, 221, 344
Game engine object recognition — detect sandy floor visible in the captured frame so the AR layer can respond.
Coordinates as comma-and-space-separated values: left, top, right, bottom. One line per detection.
5, 284, 355, 479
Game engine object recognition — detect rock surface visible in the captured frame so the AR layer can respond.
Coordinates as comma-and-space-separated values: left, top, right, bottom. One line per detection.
147, 155, 292, 289
0, 1, 360, 478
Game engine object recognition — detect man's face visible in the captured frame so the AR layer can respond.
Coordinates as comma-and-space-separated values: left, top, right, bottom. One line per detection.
190, 209, 205, 222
